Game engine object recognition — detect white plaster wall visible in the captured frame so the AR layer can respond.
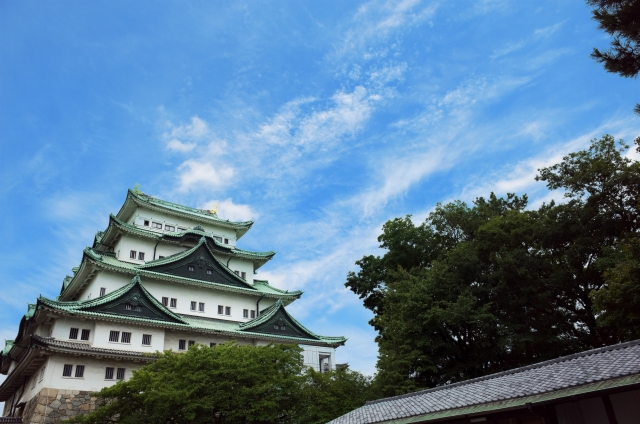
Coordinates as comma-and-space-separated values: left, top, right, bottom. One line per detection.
76, 271, 132, 301
20, 354, 144, 396
227, 257, 255, 286
93, 321, 165, 353
17, 358, 51, 405
51, 318, 96, 344
130, 207, 238, 244
299, 345, 336, 372
113, 235, 158, 265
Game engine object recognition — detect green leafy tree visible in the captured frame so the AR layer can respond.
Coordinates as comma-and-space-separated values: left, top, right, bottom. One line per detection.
586, 0, 640, 113
69, 343, 306, 424
347, 135, 640, 396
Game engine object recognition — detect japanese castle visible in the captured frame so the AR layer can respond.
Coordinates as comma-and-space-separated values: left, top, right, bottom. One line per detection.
0, 189, 346, 422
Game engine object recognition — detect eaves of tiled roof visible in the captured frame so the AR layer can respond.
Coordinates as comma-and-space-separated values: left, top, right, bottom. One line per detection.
329, 339, 640, 424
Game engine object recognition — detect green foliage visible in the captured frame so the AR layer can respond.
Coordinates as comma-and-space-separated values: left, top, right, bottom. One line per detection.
347, 135, 640, 396
68, 343, 376, 424
586, 0, 640, 113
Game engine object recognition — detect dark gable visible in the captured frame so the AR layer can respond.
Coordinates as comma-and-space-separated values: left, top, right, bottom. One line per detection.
245, 308, 319, 340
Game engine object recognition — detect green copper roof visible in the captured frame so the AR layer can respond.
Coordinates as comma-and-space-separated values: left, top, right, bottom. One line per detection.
98, 214, 274, 267
119, 189, 253, 236
41, 275, 344, 347
2, 341, 14, 356
60, 247, 302, 302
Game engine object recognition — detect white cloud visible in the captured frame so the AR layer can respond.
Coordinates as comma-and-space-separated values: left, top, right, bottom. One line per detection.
167, 139, 196, 152
163, 116, 210, 152
200, 198, 258, 222
177, 160, 234, 192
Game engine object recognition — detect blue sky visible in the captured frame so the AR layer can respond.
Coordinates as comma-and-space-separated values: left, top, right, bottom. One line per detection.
1, 0, 639, 377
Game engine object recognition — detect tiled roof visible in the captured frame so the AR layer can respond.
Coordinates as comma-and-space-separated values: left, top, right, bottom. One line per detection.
121, 189, 253, 232
329, 339, 640, 424
60, 247, 302, 301
31, 335, 153, 360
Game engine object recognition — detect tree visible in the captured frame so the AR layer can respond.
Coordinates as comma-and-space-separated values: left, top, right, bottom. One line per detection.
586, 0, 640, 114
69, 343, 306, 424
347, 135, 640, 397
68, 343, 376, 424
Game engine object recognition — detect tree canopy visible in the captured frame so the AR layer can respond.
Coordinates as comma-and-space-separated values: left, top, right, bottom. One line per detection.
346, 135, 640, 396
587, 0, 640, 113
68, 343, 376, 424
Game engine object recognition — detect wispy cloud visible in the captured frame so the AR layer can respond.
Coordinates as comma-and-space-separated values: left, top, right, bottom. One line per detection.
200, 198, 259, 222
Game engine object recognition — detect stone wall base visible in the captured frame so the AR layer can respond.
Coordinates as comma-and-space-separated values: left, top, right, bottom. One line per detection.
23, 388, 97, 424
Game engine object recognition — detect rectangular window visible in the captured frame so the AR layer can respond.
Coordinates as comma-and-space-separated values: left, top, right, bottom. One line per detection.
190, 301, 197, 311
170, 298, 177, 308
142, 334, 152, 346
105, 367, 114, 380
165, 225, 175, 232
121, 332, 132, 344
206, 269, 212, 275
250, 310, 256, 319
69, 328, 79, 340
199, 302, 205, 312
213, 236, 222, 242
62, 364, 73, 377
179, 339, 186, 350
152, 222, 162, 229
99, 287, 106, 297
188, 265, 195, 272
162, 297, 169, 306
143, 220, 150, 226
218, 305, 224, 315
241, 272, 246, 279
225, 306, 231, 316
224, 238, 229, 244
75, 365, 85, 378
130, 250, 137, 259
234, 270, 239, 276
31, 375, 36, 389
188, 340, 195, 347
39, 367, 45, 382
243, 309, 249, 318
116, 368, 125, 380
210, 343, 216, 347
80, 329, 90, 341
125, 304, 132, 310
109, 331, 120, 342
138, 252, 145, 261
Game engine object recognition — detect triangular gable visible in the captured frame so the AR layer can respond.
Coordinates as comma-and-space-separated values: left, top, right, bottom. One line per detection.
240, 300, 319, 340
81, 276, 186, 323
143, 238, 256, 290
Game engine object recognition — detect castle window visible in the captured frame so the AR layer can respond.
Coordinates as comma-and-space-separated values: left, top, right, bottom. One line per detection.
234, 270, 239, 276
170, 298, 177, 308
199, 302, 205, 312
213, 236, 222, 242
62, 364, 73, 377
243, 309, 249, 318
121, 332, 132, 344
251, 310, 256, 319
75, 365, 85, 378
152, 222, 162, 229
100, 287, 106, 296
124, 303, 141, 311
188, 265, 195, 272
206, 269, 212, 275
162, 297, 169, 306
142, 334, 152, 346
210, 343, 216, 347
218, 305, 224, 315
81, 329, 90, 341
178, 339, 186, 350
190, 301, 197, 311
138, 252, 145, 261
116, 368, 125, 380
109, 331, 120, 342
143, 220, 150, 226
39, 367, 45, 382
69, 328, 79, 340
224, 238, 229, 244
165, 225, 175, 232
130, 250, 137, 259
105, 367, 114, 380
225, 306, 231, 316
188, 340, 195, 347
241, 272, 246, 279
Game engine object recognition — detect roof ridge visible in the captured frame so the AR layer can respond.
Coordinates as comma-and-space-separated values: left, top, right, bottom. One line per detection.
365, 338, 640, 406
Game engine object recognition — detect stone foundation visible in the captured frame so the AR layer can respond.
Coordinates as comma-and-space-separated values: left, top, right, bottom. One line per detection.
22, 388, 97, 423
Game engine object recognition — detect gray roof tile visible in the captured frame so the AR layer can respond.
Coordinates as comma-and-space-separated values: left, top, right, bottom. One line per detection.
329, 339, 640, 424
